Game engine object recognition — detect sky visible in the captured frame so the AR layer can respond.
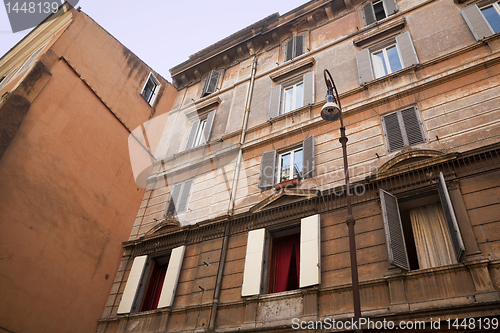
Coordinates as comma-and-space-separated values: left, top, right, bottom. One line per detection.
0, 0, 308, 81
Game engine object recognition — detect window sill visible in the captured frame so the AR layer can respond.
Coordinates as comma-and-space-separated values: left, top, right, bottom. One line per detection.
270, 56, 315, 82
362, 64, 417, 88
274, 178, 300, 190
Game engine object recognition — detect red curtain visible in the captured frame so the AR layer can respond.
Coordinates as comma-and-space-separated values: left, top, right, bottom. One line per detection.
273, 234, 300, 293
151, 264, 167, 310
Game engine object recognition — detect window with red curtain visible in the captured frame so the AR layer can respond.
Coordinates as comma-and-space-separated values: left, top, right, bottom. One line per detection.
140, 257, 169, 312
268, 232, 300, 294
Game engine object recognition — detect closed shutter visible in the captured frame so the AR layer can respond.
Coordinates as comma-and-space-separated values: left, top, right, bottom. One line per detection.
295, 35, 305, 58
284, 38, 294, 61
242, 229, 266, 296
300, 214, 321, 288
383, 0, 398, 16
117, 255, 148, 314
380, 189, 410, 270
302, 71, 315, 106
259, 150, 276, 190
185, 120, 200, 150
202, 110, 216, 144
382, 112, 404, 152
396, 32, 419, 68
268, 85, 282, 120
157, 245, 185, 308
401, 107, 425, 146
438, 173, 465, 262
302, 135, 315, 179
176, 180, 193, 214
461, 5, 494, 41
362, 3, 376, 26
355, 49, 374, 85
165, 183, 182, 217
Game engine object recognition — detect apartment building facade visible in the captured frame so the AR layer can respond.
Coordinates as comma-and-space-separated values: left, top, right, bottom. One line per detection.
99, 0, 500, 331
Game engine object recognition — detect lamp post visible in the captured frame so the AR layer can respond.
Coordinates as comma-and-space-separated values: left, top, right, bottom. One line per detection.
321, 69, 362, 332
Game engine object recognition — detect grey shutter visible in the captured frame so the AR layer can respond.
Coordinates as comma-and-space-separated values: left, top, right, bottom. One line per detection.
302, 71, 315, 106
362, 3, 376, 26
383, 0, 398, 16
285, 38, 294, 61
355, 49, 374, 85
268, 85, 282, 120
396, 32, 419, 68
201, 72, 212, 97
401, 107, 425, 146
461, 5, 494, 41
295, 35, 305, 58
258, 150, 276, 190
185, 120, 200, 150
379, 189, 410, 270
165, 183, 182, 217
302, 135, 315, 179
382, 112, 404, 152
438, 173, 465, 262
202, 110, 216, 144
206, 70, 221, 95
176, 179, 193, 214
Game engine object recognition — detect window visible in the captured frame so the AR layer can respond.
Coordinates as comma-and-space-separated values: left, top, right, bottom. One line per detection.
200, 70, 221, 98
362, 0, 398, 26
381, 106, 426, 153
141, 73, 160, 106
259, 135, 314, 190
241, 214, 320, 296
379, 173, 465, 271
164, 179, 194, 217
284, 35, 305, 62
184, 110, 216, 150
0, 67, 18, 91
117, 246, 186, 314
461, 1, 500, 40
356, 32, 418, 84
268, 71, 314, 120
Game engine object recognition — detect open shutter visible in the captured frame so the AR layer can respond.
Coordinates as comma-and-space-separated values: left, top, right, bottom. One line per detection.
165, 183, 182, 217
401, 107, 425, 146
396, 32, 419, 68
202, 110, 216, 144
117, 255, 148, 314
302, 71, 315, 106
438, 173, 465, 262
300, 214, 321, 288
185, 120, 200, 150
284, 38, 294, 61
206, 70, 221, 95
295, 35, 305, 58
258, 150, 276, 190
268, 85, 282, 120
302, 135, 315, 179
461, 5, 493, 41
362, 3, 376, 26
380, 189, 410, 270
242, 229, 266, 296
355, 49, 374, 85
176, 180, 193, 214
383, 0, 398, 16
157, 245, 185, 308
382, 112, 404, 152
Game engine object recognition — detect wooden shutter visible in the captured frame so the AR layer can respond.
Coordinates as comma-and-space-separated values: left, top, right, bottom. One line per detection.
396, 32, 419, 68
401, 107, 425, 146
295, 35, 305, 58
202, 110, 216, 144
258, 150, 276, 190
165, 183, 182, 217
302, 135, 315, 179
438, 173, 465, 262
268, 85, 282, 120
300, 214, 321, 288
302, 71, 315, 106
383, 0, 398, 16
185, 120, 200, 150
284, 38, 294, 61
176, 180, 193, 214
201, 70, 220, 97
117, 255, 148, 314
461, 5, 494, 41
242, 229, 266, 296
382, 112, 404, 152
362, 3, 376, 26
157, 245, 185, 308
355, 49, 374, 85
380, 189, 410, 270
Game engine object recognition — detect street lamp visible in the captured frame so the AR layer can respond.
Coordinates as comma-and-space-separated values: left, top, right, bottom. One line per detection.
321, 69, 362, 331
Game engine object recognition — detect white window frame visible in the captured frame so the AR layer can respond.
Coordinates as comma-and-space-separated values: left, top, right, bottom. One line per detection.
480, 1, 500, 33
277, 147, 303, 183
372, 0, 388, 21
141, 72, 161, 106
282, 80, 304, 114
192, 118, 207, 148
371, 43, 403, 79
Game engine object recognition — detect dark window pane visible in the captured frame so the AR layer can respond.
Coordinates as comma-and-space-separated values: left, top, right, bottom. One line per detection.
482, 5, 500, 33
373, 1, 386, 21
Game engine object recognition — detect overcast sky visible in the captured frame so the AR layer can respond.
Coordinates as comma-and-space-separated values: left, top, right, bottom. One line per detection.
0, 0, 308, 81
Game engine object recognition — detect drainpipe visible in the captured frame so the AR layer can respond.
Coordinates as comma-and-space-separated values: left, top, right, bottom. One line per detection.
209, 223, 230, 330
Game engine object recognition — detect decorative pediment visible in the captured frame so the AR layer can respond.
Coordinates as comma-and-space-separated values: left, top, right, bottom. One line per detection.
250, 188, 320, 213
377, 147, 452, 174
144, 217, 181, 237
